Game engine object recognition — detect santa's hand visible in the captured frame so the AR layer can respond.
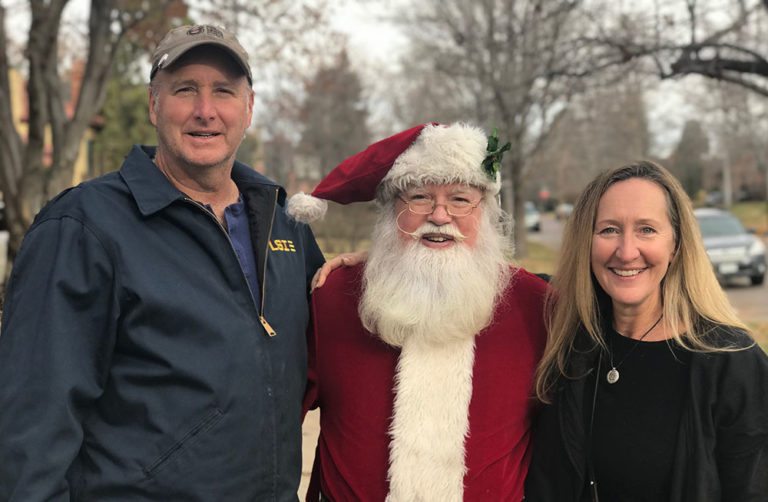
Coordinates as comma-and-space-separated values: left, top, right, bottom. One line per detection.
311, 251, 368, 291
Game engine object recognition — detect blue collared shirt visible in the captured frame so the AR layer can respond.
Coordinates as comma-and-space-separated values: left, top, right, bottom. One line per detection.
224, 196, 260, 306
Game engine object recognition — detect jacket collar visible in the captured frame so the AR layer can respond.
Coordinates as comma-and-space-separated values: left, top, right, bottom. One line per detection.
119, 145, 285, 216
557, 329, 602, 482
231, 160, 287, 205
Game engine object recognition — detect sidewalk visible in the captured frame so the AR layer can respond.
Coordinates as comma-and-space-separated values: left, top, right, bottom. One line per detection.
299, 409, 320, 499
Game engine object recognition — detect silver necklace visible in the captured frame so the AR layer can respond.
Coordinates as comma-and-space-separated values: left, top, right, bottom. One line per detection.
606, 315, 663, 384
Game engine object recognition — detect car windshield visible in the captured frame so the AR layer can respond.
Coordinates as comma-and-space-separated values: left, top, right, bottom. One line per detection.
697, 214, 746, 238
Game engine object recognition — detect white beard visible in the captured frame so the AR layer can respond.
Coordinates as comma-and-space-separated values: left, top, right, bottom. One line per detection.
359, 210, 510, 348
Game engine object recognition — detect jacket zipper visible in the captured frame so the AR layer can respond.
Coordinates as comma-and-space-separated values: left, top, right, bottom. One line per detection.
258, 188, 279, 337
183, 197, 276, 336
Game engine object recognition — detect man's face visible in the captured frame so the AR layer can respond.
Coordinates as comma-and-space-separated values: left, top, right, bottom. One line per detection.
149, 46, 254, 174
394, 183, 484, 249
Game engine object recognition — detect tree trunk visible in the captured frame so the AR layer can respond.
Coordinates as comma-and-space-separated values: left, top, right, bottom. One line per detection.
501, 142, 529, 259
510, 155, 529, 259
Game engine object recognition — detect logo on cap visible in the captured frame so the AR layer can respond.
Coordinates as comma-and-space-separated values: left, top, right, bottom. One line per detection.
187, 25, 224, 38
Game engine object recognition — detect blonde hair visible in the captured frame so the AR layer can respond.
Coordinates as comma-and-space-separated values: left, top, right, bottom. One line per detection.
534, 160, 751, 402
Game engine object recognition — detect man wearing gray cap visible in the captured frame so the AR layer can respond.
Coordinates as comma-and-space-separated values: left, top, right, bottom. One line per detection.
0, 25, 323, 501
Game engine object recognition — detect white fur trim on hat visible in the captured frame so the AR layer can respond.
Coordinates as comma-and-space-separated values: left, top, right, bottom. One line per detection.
286, 192, 328, 223
380, 123, 500, 201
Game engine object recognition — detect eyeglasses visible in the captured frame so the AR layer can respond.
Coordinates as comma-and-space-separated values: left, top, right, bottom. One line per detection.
398, 194, 482, 217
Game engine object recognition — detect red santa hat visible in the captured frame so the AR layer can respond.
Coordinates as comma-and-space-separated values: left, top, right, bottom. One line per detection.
287, 122, 503, 223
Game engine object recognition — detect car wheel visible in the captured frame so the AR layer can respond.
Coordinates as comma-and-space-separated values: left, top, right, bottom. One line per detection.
751, 274, 765, 286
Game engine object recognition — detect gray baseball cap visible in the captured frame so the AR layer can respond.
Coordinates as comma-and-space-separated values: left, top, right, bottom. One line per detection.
150, 24, 252, 85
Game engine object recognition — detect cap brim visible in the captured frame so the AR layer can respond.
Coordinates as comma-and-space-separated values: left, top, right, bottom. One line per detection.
151, 40, 252, 84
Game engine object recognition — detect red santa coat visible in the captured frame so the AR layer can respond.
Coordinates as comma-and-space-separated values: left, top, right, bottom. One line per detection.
303, 264, 547, 502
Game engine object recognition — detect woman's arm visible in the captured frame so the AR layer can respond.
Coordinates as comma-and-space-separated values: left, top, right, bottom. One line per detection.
717, 344, 768, 500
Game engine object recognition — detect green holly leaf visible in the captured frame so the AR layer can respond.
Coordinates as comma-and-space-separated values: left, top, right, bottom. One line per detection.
482, 128, 510, 180
487, 132, 499, 152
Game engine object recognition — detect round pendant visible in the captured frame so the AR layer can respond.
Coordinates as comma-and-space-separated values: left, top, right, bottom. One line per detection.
606, 368, 620, 384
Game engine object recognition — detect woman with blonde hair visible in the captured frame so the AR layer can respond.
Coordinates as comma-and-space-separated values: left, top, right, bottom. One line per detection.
525, 160, 768, 501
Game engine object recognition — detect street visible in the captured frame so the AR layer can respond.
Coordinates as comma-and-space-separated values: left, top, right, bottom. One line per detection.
300, 410, 320, 498
722, 278, 768, 322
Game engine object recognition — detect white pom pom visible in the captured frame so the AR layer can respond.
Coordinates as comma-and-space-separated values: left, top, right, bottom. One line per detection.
287, 192, 328, 223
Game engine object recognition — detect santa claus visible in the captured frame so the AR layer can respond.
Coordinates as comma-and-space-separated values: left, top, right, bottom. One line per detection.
289, 122, 547, 502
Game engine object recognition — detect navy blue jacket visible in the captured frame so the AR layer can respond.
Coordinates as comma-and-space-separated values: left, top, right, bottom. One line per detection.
0, 146, 325, 501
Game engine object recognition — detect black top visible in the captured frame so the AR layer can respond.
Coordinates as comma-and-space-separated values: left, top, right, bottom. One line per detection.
525, 325, 768, 502
587, 327, 692, 501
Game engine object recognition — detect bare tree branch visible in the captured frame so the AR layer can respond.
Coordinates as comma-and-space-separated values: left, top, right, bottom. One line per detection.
579, 0, 768, 96
392, 0, 584, 256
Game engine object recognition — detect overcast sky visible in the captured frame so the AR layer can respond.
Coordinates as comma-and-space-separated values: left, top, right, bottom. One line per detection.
1, 0, 702, 155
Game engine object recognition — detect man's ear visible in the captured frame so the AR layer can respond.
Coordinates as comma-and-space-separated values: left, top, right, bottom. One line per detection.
246, 88, 254, 125
148, 86, 158, 127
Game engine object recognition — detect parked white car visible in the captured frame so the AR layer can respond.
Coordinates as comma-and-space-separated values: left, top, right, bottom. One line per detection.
555, 202, 573, 220
525, 201, 541, 232
694, 208, 766, 286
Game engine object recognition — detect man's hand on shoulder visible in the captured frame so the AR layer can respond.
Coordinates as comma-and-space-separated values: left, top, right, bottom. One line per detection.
311, 251, 368, 292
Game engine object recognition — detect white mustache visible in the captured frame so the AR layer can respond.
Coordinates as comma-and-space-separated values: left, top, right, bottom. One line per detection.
395, 212, 467, 242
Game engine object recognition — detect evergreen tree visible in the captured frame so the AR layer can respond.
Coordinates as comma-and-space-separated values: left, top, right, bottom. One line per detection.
91, 78, 157, 176
297, 51, 371, 179
669, 120, 709, 197
294, 50, 373, 250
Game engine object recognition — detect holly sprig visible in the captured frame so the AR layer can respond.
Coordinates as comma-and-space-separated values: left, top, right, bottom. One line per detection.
481, 128, 511, 180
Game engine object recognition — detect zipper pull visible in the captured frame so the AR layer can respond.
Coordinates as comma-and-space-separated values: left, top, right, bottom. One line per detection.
259, 316, 277, 337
